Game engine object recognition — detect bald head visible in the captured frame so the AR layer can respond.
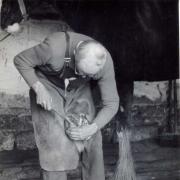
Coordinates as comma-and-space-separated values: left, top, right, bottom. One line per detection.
75, 40, 107, 76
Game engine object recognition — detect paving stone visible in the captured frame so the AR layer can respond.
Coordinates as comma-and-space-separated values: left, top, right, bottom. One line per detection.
0, 93, 30, 109
15, 131, 36, 150
0, 131, 15, 151
0, 108, 30, 115
2, 167, 22, 176
131, 126, 158, 142
0, 166, 40, 180
131, 105, 167, 126
16, 167, 40, 180
0, 149, 38, 167
0, 114, 33, 132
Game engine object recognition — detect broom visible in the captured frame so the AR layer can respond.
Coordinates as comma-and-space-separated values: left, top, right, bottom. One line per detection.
112, 124, 136, 180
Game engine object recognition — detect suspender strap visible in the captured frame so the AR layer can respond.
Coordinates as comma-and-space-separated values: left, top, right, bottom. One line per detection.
17, 0, 28, 20
64, 31, 71, 66
59, 31, 71, 78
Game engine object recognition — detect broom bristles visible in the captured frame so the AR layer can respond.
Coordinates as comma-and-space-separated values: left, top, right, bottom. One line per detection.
112, 128, 136, 180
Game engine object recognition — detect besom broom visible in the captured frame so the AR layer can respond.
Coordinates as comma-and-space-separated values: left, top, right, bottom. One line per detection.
112, 127, 136, 180
111, 105, 137, 180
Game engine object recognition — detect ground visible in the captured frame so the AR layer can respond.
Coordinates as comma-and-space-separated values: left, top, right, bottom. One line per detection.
0, 138, 180, 180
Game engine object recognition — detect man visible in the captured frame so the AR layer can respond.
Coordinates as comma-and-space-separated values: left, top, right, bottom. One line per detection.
14, 31, 119, 180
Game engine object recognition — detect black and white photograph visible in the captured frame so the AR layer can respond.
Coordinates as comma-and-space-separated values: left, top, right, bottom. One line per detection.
0, 0, 179, 180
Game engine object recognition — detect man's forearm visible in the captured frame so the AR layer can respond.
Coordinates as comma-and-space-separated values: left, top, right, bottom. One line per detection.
14, 53, 41, 88
93, 101, 119, 130
14, 37, 52, 88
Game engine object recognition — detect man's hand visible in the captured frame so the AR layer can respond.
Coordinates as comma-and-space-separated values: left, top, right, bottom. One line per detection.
32, 81, 52, 111
66, 123, 98, 141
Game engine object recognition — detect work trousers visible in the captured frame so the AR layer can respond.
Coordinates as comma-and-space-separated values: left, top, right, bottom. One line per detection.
42, 131, 105, 180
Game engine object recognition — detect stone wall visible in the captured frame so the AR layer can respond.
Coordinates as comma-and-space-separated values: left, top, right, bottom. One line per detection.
1, 80, 178, 152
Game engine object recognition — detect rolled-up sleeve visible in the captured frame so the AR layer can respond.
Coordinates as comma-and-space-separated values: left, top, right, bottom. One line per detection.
14, 37, 52, 87
94, 52, 119, 129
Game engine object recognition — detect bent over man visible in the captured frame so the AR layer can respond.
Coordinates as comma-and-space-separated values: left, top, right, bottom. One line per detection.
14, 31, 119, 180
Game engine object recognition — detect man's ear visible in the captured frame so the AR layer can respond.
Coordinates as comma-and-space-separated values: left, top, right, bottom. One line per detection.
74, 41, 84, 55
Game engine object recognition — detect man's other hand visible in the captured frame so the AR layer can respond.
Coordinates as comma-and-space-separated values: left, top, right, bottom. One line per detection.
32, 81, 52, 111
66, 123, 98, 141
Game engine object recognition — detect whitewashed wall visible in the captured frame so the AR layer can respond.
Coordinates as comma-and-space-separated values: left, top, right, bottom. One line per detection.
0, 20, 65, 96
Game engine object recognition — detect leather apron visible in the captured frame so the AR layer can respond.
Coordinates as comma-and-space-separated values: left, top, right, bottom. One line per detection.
29, 31, 96, 171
